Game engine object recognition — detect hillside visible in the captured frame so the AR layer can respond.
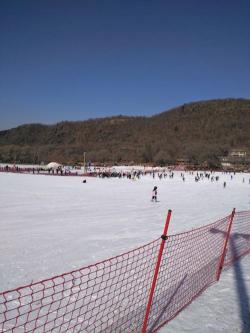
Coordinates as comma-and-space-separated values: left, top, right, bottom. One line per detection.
1, 98, 250, 167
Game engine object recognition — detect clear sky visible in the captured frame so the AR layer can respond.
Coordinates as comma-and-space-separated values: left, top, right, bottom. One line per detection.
0, 0, 250, 130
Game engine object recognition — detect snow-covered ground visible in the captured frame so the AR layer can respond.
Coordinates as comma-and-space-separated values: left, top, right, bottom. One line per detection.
0, 170, 250, 332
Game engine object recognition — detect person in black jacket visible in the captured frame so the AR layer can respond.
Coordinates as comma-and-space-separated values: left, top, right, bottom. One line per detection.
151, 186, 158, 202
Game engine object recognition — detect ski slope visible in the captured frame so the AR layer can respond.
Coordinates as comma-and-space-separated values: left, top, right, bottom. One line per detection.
0, 170, 249, 332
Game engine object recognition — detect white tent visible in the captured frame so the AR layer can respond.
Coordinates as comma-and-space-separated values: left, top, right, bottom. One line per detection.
46, 162, 62, 169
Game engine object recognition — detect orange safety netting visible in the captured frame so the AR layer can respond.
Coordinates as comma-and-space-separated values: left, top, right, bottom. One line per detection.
0, 211, 249, 333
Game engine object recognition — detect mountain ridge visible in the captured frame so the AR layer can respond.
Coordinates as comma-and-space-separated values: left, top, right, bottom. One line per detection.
1, 98, 250, 166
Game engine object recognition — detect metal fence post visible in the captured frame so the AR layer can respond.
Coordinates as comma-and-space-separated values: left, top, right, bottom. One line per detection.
141, 209, 172, 333
216, 208, 236, 281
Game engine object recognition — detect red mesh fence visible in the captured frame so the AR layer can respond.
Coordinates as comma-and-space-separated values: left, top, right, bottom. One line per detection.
145, 215, 231, 332
224, 210, 250, 267
0, 211, 249, 333
0, 240, 160, 333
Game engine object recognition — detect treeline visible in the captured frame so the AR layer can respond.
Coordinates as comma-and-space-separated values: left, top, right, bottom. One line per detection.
0, 98, 250, 167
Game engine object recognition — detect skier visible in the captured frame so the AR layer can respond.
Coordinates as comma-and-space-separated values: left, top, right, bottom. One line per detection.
151, 186, 158, 202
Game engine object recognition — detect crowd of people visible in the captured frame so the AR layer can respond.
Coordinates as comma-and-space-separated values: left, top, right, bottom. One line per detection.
0, 164, 80, 176
1, 164, 249, 187
2, 163, 250, 205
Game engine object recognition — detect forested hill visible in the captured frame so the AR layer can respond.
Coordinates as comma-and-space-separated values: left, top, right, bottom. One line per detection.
0, 98, 250, 166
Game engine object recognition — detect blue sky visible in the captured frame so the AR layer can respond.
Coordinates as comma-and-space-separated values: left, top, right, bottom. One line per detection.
0, 0, 250, 130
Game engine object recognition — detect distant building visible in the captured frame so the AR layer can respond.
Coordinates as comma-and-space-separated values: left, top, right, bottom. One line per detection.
176, 158, 191, 165
220, 149, 249, 171
229, 149, 247, 158
221, 162, 233, 169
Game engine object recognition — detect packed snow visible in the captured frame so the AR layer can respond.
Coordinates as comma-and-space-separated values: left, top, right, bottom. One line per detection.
0, 169, 250, 332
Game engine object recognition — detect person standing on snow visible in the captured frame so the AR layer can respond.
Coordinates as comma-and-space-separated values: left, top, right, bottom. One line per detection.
152, 186, 158, 202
